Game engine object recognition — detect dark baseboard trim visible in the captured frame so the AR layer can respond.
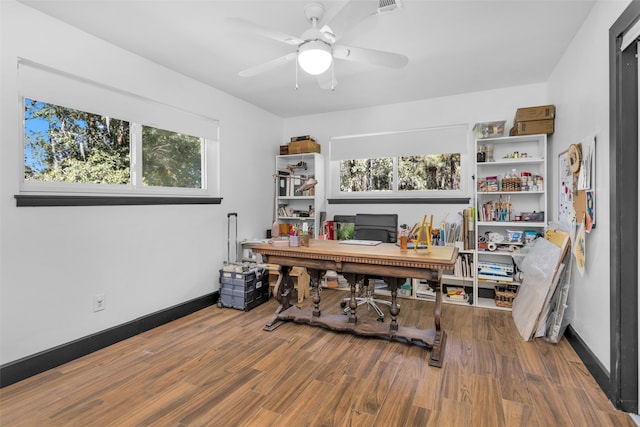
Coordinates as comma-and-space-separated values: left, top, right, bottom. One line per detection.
0, 292, 219, 388
15, 195, 223, 207
328, 197, 470, 204
565, 325, 611, 400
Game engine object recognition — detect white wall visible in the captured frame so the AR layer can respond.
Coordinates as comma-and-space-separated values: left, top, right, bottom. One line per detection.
0, 1, 283, 365
547, 0, 632, 371
283, 84, 550, 227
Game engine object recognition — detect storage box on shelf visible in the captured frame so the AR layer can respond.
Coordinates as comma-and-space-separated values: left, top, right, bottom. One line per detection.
275, 153, 324, 238
474, 133, 548, 310
509, 104, 555, 136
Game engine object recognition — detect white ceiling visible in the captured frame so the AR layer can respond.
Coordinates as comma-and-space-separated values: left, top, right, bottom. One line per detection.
19, 0, 596, 118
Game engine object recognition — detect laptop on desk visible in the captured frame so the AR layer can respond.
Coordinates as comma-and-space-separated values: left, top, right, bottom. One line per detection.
339, 239, 382, 246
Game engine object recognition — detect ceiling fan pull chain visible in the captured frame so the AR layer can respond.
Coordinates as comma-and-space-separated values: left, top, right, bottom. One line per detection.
295, 53, 299, 90
331, 60, 335, 91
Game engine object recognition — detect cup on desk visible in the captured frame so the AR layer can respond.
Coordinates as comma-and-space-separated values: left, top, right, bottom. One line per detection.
289, 235, 300, 247
400, 235, 408, 251
300, 234, 310, 247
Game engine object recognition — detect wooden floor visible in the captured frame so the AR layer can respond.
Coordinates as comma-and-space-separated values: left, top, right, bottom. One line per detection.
0, 289, 634, 426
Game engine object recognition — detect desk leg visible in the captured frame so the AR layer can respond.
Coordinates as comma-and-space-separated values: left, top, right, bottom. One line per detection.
310, 269, 323, 318
264, 265, 293, 331
387, 277, 401, 332
428, 269, 446, 367
343, 273, 358, 324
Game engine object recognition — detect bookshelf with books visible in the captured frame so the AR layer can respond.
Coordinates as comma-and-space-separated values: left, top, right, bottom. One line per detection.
275, 153, 324, 238
440, 249, 474, 306
474, 134, 548, 310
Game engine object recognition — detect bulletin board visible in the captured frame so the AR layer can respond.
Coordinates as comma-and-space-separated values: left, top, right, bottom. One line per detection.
558, 150, 573, 226
558, 138, 596, 232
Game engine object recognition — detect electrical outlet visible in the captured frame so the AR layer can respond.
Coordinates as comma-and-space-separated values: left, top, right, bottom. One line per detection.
94, 294, 105, 312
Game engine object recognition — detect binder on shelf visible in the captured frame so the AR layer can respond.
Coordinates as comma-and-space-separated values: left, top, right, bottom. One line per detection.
277, 171, 289, 197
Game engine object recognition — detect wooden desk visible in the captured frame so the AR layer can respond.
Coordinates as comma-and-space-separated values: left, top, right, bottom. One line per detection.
252, 239, 458, 367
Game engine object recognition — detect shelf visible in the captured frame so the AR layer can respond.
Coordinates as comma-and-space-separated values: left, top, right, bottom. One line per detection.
476, 250, 519, 256
442, 274, 474, 284
477, 277, 522, 286
477, 157, 544, 166
477, 221, 545, 227
278, 196, 315, 200
276, 153, 324, 238
473, 134, 546, 312
476, 296, 512, 311
279, 216, 315, 221
477, 191, 544, 195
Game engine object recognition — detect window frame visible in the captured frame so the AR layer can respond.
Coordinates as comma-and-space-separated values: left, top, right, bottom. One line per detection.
19, 97, 218, 199
328, 125, 472, 201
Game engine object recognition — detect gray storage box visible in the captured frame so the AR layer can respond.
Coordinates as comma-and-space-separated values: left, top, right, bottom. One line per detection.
218, 267, 269, 311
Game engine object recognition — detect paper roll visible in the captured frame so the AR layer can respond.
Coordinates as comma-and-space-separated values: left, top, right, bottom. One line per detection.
487, 242, 497, 251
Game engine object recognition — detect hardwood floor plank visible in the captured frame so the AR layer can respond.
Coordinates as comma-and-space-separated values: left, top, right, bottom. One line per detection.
0, 290, 633, 426
273, 378, 335, 426
501, 399, 538, 427
524, 373, 574, 426
471, 373, 506, 427
495, 354, 531, 404
427, 397, 473, 427
372, 375, 418, 427
351, 358, 400, 416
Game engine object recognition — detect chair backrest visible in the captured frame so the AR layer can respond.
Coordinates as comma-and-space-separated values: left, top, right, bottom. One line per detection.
354, 214, 398, 243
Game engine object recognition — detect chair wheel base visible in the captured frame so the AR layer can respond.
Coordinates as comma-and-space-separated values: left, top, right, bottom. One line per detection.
340, 301, 347, 308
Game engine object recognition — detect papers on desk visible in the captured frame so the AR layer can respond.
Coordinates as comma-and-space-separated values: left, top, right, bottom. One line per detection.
339, 239, 382, 246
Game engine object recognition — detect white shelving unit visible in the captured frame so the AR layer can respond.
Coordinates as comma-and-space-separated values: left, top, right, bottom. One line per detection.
275, 153, 324, 238
474, 134, 548, 310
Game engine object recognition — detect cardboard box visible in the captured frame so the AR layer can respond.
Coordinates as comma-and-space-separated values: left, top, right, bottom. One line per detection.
515, 105, 555, 122
288, 139, 321, 154
509, 119, 555, 136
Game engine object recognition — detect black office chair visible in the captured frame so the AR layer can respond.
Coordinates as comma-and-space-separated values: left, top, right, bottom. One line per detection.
340, 213, 398, 321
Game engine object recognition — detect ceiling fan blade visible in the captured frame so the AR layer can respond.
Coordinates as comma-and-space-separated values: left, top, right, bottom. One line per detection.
334, 45, 409, 68
227, 17, 303, 46
316, 71, 338, 90
320, 0, 379, 42
239, 52, 297, 77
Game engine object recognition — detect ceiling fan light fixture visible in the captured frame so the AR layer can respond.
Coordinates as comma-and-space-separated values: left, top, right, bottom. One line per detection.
297, 40, 332, 75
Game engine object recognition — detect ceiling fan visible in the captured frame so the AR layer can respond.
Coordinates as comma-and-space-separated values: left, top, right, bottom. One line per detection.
230, 1, 409, 90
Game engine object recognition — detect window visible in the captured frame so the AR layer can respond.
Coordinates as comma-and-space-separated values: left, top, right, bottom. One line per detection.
398, 153, 461, 191
18, 60, 219, 198
339, 158, 393, 192
24, 99, 207, 192
330, 125, 469, 199
24, 99, 132, 185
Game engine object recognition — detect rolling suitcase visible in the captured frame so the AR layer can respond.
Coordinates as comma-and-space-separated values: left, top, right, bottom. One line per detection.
218, 213, 268, 311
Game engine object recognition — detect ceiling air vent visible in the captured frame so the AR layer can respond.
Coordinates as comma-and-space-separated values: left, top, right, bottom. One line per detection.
378, 0, 402, 13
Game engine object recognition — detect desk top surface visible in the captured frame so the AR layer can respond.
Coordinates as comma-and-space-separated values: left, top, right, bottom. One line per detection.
252, 239, 457, 269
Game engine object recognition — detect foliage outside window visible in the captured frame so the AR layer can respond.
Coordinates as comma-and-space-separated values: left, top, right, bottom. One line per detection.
398, 153, 461, 191
339, 158, 393, 192
340, 153, 461, 193
24, 98, 205, 191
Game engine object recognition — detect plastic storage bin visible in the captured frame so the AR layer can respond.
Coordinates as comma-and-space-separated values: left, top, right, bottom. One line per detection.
218, 267, 269, 311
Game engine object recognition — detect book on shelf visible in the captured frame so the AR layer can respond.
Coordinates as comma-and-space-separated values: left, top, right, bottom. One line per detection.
415, 280, 436, 301
446, 286, 467, 301
451, 252, 474, 278
477, 273, 514, 283
290, 135, 316, 142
